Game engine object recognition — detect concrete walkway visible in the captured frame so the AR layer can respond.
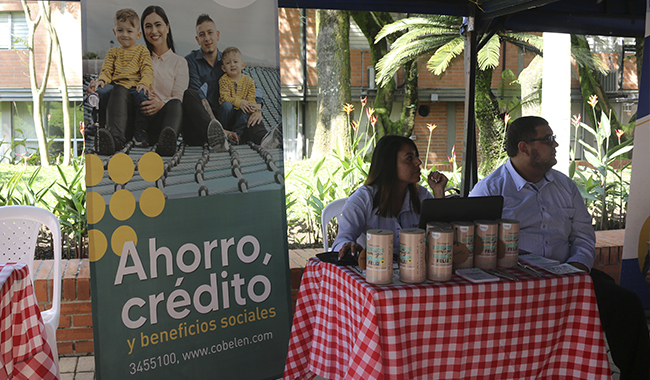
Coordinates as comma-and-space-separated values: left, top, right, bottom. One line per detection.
59, 355, 95, 380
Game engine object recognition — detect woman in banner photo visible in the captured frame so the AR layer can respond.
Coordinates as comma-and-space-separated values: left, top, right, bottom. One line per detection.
333, 135, 448, 259
138, 5, 188, 156
95, 5, 189, 157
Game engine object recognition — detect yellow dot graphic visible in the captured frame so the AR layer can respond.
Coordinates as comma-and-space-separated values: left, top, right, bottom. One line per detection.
108, 153, 135, 185
110, 189, 136, 221
138, 152, 164, 182
86, 191, 106, 225
85, 154, 105, 187
88, 229, 107, 262
140, 187, 166, 218
112, 225, 138, 256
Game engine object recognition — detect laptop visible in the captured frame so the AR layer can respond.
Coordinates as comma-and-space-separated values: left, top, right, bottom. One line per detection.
418, 195, 504, 229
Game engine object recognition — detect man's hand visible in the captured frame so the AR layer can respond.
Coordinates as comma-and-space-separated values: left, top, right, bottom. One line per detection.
247, 111, 262, 127
569, 262, 590, 272
239, 100, 257, 114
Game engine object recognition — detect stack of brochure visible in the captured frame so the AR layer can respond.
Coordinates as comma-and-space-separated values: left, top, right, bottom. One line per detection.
518, 253, 584, 275
455, 268, 500, 283
518, 253, 560, 268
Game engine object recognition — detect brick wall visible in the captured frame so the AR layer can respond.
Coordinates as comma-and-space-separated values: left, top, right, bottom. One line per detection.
593, 229, 625, 284
33, 259, 93, 356
0, 1, 82, 88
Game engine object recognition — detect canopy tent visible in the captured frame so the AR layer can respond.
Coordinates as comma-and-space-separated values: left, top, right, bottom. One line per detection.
278, 0, 645, 194
279, 0, 645, 37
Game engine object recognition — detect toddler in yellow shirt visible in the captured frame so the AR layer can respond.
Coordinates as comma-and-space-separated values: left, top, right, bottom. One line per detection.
216, 46, 261, 141
88, 8, 153, 151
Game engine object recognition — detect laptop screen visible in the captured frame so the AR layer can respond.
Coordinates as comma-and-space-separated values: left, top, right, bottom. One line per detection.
418, 196, 504, 229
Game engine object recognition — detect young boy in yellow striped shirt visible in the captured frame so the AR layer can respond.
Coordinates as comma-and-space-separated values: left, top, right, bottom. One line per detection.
216, 46, 261, 142
88, 8, 153, 152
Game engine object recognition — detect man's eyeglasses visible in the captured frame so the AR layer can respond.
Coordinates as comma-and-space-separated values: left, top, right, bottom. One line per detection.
524, 135, 556, 146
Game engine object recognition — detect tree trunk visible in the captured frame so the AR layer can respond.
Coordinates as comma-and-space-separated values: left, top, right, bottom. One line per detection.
22, 0, 52, 166
571, 35, 622, 138
351, 11, 418, 138
519, 55, 543, 116
475, 68, 505, 176
42, 1, 72, 165
312, 10, 351, 158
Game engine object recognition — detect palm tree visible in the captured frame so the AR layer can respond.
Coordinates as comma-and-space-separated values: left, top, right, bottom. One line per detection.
375, 15, 543, 175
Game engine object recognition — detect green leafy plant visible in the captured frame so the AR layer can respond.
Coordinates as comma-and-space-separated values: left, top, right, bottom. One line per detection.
0, 128, 29, 164
570, 95, 633, 230
49, 159, 87, 258
292, 156, 342, 245
0, 164, 53, 207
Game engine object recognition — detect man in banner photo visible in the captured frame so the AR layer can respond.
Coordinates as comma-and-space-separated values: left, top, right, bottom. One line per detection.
84, 1, 290, 379
183, 14, 269, 150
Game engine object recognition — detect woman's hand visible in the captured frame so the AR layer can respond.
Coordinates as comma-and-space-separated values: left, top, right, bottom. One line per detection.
428, 170, 448, 198
338, 242, 364, 261
141, 94, 164, 116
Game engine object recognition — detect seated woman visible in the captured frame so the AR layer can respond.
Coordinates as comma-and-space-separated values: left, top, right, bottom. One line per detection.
333, 135, 448, 259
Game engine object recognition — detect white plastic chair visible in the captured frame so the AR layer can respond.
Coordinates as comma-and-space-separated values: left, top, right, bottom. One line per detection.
321, 198, 348, 251
0, 206, 62, 365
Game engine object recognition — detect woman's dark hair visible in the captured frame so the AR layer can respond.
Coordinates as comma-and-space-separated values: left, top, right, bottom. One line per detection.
364, 135, 421, 218
141, 5, 175, 54
505, 116, 548, 157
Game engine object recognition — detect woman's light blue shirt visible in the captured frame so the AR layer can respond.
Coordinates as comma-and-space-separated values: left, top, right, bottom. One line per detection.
331, 185, 433, 254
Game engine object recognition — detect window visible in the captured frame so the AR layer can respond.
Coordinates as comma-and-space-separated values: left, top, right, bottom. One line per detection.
0, 12, 29, 50
11, 100, 85, 158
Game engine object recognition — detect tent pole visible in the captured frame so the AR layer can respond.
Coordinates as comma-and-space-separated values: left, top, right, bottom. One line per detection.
461, 7, 479, 197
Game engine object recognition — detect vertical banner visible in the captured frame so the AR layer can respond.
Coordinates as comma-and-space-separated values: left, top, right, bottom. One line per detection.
620, 0, 650, 308
83, 1, 290, 379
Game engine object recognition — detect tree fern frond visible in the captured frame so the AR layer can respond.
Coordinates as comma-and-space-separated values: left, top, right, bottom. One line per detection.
427, 37, 464, 75
571, 35, 609, 74
499, 32, 543, 50
478, 35, 501, 70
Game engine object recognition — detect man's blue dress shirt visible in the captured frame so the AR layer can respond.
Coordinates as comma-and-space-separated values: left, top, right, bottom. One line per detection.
470, 159, 595, 269
185, 48, 223, 113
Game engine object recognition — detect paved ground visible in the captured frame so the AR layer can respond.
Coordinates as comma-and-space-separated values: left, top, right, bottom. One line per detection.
59, 355, 95, 380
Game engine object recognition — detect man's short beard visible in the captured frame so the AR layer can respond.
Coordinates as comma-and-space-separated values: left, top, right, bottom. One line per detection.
530, 147, 556, 173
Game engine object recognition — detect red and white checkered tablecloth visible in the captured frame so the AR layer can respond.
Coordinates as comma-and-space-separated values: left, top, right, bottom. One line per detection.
284, 258, 609, 380
0, 263, 59, 380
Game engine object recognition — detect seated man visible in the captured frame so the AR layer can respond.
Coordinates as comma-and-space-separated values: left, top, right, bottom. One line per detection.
183, 14, 267, 150
470, 115, 650, 380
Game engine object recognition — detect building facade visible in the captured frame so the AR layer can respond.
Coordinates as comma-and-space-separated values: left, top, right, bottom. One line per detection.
0, 4, 639, 165
0, 1, 83, 161
277, 8, 640, 167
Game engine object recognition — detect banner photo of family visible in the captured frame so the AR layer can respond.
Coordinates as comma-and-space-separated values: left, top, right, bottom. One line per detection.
82, 0, 291, 379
